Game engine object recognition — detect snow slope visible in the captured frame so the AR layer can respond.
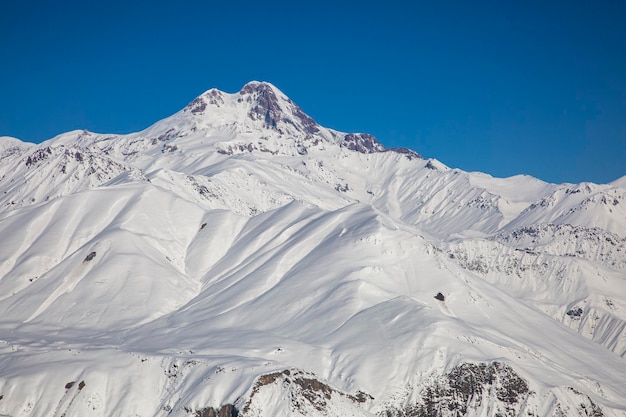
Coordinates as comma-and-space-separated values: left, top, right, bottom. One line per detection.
0, 81, 624, 417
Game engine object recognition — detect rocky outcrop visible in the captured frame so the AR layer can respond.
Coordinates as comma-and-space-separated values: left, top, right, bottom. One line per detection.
382, 362, 535, 417
491, 224, 626, 271
341, 133, 422, 159
342, 133, 386, 153
240, 81, 321, 137
185, 404, 238, 417
241, 369, 373, 416
1, 143, 143, 212
185, 97, 208, 115
241, 82, 283, 130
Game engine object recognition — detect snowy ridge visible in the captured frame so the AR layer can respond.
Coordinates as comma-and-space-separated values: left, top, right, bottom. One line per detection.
0, 81, 625, 417
0, 134, 145, 213
502, 182, 626, 236
0, 136, 34, 162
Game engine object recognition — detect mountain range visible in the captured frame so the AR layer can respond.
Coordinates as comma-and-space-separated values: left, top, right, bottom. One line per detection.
0, 81, 625, 417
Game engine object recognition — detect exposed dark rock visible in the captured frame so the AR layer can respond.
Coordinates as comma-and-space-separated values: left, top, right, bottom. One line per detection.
162, 144, 178, 153
64, 381, 75, 390
490, 224, 626, 271
342, 133, 386, 153
157, 128, 179, 142
25, 147, 53, 166
567, 307, 583, 318
204, 89, 225, 107
264, 109, 277, 128
295, 376, 333, 404
241, 83, 283, 130
335, 183, 350, 192
185, 97, 207, 114
340, 134, 421, 159
290, 104, 320, 136
425, 160, 438, 170
83, 252, 96, 262
391, 147, 422, 160
217, 143, 257, 155
187, 404, 238, 417
218, 404, 238, 417
239, 82, 321, 136
78, 380, 85, 390
434, 292, 445, 301
566, 388, 605, 417
250, 370, 289, 395
383, 362, 531, 417
242, 370, 291, 415
467, 195, 497, 210
243, 369, 371, 414
355, 390, 374, 403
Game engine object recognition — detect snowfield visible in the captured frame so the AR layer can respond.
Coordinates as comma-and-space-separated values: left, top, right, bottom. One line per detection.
0, 81, 625, 417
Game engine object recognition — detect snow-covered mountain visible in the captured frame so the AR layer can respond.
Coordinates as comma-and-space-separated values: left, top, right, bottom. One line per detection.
0, 81, 625, 417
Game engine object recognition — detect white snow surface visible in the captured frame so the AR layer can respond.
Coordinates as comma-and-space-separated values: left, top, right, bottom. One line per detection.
0, 81, 625, 417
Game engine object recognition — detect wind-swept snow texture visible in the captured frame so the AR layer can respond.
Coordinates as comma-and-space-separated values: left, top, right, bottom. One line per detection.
0, 82, 625, 417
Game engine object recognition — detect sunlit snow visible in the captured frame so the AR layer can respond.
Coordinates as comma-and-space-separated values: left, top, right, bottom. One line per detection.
0, 82, 624, 417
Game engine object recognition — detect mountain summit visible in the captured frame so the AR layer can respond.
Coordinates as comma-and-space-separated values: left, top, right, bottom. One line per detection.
182, 80, 326, 138
145, 81, 418, 159
0, 82, 625, 417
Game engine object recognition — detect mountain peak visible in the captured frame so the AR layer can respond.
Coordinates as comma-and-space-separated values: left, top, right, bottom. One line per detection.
181, 81, 318, 135
235, 81, 321, 136
239, 80, 280, 95
178, 82, 422, 158
2, 81, 626, 417
238, 81, 285, 129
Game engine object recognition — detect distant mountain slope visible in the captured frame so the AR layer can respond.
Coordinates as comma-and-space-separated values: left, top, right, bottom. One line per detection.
0, 82, 624, 417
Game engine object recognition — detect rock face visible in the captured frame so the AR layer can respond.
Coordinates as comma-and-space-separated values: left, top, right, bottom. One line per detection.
241, 81, 283, 129
342, 133, 386, 153
241, 370, 373, 416
0, 82, 625, 417
239, 81, 320, 137
0, 140, 144, 211
382, 362, 608, 417
186, 404, 238, 417
384, 363, 532, 417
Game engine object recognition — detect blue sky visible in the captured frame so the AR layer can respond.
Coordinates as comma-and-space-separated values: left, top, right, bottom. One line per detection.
1, 1, 625, 184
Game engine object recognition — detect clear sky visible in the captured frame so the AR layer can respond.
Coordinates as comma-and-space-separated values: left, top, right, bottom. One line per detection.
1, 1, 625, 184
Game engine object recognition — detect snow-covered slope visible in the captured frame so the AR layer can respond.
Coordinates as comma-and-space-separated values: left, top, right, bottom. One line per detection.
0, 81, 624, 417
